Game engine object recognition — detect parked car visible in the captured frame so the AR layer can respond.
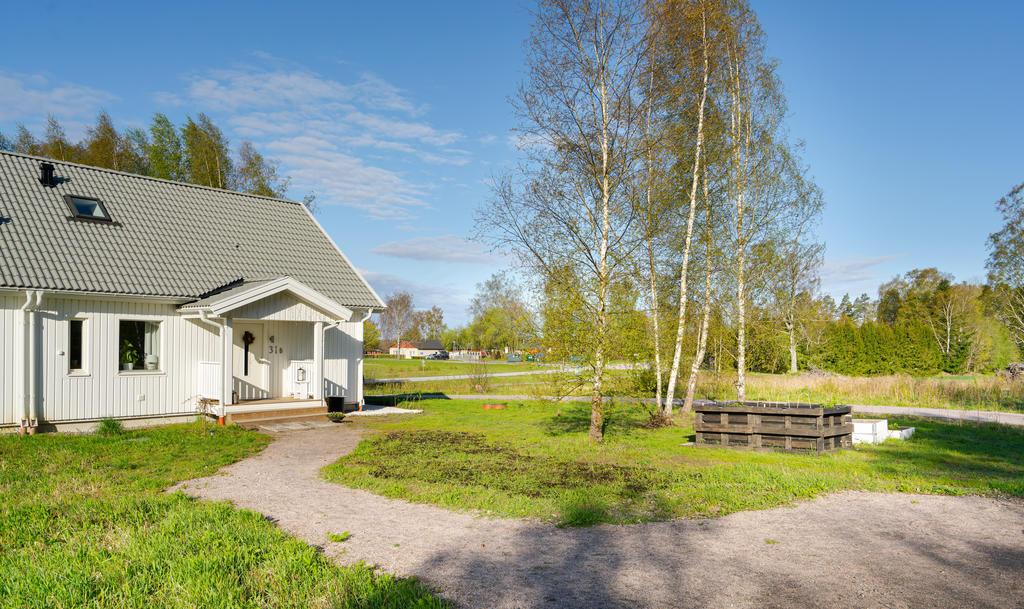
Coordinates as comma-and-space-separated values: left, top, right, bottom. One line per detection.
507, 353, 523, 362
425, 352, 442, 360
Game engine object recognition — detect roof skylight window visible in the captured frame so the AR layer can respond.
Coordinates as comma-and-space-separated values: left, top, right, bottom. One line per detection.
63, 195, 111, 221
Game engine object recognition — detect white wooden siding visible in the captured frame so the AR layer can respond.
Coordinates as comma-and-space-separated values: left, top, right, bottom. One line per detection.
231, 293, 334, 322
325, 321, 363, 402
0, 292, 25, 425
37, 297, 220, 423
0, 293, 365, 425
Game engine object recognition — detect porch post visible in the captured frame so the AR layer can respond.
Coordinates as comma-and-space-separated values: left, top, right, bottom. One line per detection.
221, 316, 234, 416
313, 321, 325, 401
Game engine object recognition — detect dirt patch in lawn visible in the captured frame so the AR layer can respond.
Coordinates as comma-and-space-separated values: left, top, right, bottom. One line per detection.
362, 430, 671, 499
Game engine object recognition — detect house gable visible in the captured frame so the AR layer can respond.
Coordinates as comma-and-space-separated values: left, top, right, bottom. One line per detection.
230, 292, 334, 323
178, 277, 354, 322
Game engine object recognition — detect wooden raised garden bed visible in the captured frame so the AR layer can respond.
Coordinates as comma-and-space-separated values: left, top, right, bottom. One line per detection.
694, 401, 853, 453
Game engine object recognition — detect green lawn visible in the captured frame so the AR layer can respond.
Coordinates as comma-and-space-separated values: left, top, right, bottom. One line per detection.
364, 358, 553, 379
364, 372, 584, 397
0, 421, 449, 608
324, 399, 1024, 526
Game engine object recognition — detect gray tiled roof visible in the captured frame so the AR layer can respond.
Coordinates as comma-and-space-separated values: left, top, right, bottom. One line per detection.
0, 151, 384, 310
177, 278, 278, 310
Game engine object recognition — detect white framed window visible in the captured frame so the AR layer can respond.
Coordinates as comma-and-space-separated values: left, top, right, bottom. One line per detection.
68, 318, 87, 374
119, 320, 161, 372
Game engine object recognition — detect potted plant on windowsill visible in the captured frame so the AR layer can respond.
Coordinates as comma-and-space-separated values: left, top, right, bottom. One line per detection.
145, 354, 159, 371
120, 340, 139, 371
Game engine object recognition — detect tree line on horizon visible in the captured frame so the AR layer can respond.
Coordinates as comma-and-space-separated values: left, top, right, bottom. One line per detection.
368, 263, 1021, 377
0, 111, 313, 208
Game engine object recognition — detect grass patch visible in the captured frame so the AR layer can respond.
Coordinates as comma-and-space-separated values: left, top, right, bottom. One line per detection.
331, 430, 672, 525
559, 492, 611, 527
0, 421, 449, 608
325, 399, 1024, 525
96, 416, 124, 436
329, 531, 352, 543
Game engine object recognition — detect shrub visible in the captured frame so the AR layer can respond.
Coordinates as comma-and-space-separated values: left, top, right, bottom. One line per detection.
96, 417, 124, 436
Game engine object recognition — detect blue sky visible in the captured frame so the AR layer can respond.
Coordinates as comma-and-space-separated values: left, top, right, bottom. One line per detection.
1, 1, 1021, 324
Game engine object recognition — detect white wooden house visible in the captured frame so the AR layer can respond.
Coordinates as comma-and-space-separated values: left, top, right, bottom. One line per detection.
387, 339, 445, 358
0, 152, 385, 432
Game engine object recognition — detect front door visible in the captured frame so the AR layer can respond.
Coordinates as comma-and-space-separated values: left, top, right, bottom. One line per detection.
233, 323, 270, 401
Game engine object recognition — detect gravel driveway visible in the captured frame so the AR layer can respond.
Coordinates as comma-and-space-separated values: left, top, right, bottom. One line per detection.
173, 425, 1024, 609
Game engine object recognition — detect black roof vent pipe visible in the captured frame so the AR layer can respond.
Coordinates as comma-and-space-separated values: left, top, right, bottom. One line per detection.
39, 162, 56, 187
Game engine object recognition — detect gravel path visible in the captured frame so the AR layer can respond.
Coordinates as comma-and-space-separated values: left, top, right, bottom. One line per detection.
173, 425, 1024, 609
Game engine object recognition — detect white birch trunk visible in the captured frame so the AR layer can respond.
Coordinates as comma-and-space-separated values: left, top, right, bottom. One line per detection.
787, 318, 798, 373
664, 7, 710, 414
684, 168, 714, 412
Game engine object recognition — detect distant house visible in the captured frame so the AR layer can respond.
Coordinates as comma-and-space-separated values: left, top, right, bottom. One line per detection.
388, 339, 445, 358
0, 152, 385, 432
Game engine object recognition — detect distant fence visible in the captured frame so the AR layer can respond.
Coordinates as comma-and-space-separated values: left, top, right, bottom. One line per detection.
449, 351, 481, 361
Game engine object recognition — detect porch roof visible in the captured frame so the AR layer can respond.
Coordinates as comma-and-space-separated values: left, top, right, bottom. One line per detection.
177, 276, 355, 321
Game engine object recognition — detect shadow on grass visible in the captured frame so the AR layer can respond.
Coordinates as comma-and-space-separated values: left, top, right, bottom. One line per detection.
543, 400, 652, 438
859, 417, 1024, 494
364, 392, 452, 407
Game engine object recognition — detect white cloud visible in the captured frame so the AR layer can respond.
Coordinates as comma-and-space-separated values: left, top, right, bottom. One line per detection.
0, 72, 117, 126
267, 137, 430, 221
343, 111, 460, 146
360, 269, 472, 319
170, 60, 465, 221
821, 254, 903, 294
370, 234, 497, 264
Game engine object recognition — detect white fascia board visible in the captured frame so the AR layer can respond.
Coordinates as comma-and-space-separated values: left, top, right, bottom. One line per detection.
203, 277, 355, 322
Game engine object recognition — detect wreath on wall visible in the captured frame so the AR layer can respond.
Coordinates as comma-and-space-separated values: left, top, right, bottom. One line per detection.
242, 331, 256, 376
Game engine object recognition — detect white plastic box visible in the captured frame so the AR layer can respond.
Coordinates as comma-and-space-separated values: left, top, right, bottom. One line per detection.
853, 419, 889, 444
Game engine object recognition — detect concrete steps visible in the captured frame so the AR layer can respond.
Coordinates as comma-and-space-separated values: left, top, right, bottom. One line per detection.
226, 405, 328, 428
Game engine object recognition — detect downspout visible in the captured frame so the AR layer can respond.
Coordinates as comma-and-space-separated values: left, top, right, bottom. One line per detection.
28, 290, 43, 430
322, 319, 343, 410
320, 310, 371, 412
351, 309, 373, 410
197, 310, 225, 424
19, 291, 33, 433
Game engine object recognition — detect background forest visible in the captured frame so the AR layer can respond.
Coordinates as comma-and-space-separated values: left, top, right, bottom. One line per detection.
0, 112, 308, 205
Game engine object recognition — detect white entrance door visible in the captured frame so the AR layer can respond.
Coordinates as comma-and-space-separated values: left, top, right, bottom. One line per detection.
233, 323, 270, 401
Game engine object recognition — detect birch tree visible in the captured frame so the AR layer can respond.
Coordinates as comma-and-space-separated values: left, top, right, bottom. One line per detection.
377, 292, 416, 354
652, 0, 715, 415
479, 0, 647, 442
720, 0, 819, 398
986, 181, 1024, 349
769, 237, 824, 373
